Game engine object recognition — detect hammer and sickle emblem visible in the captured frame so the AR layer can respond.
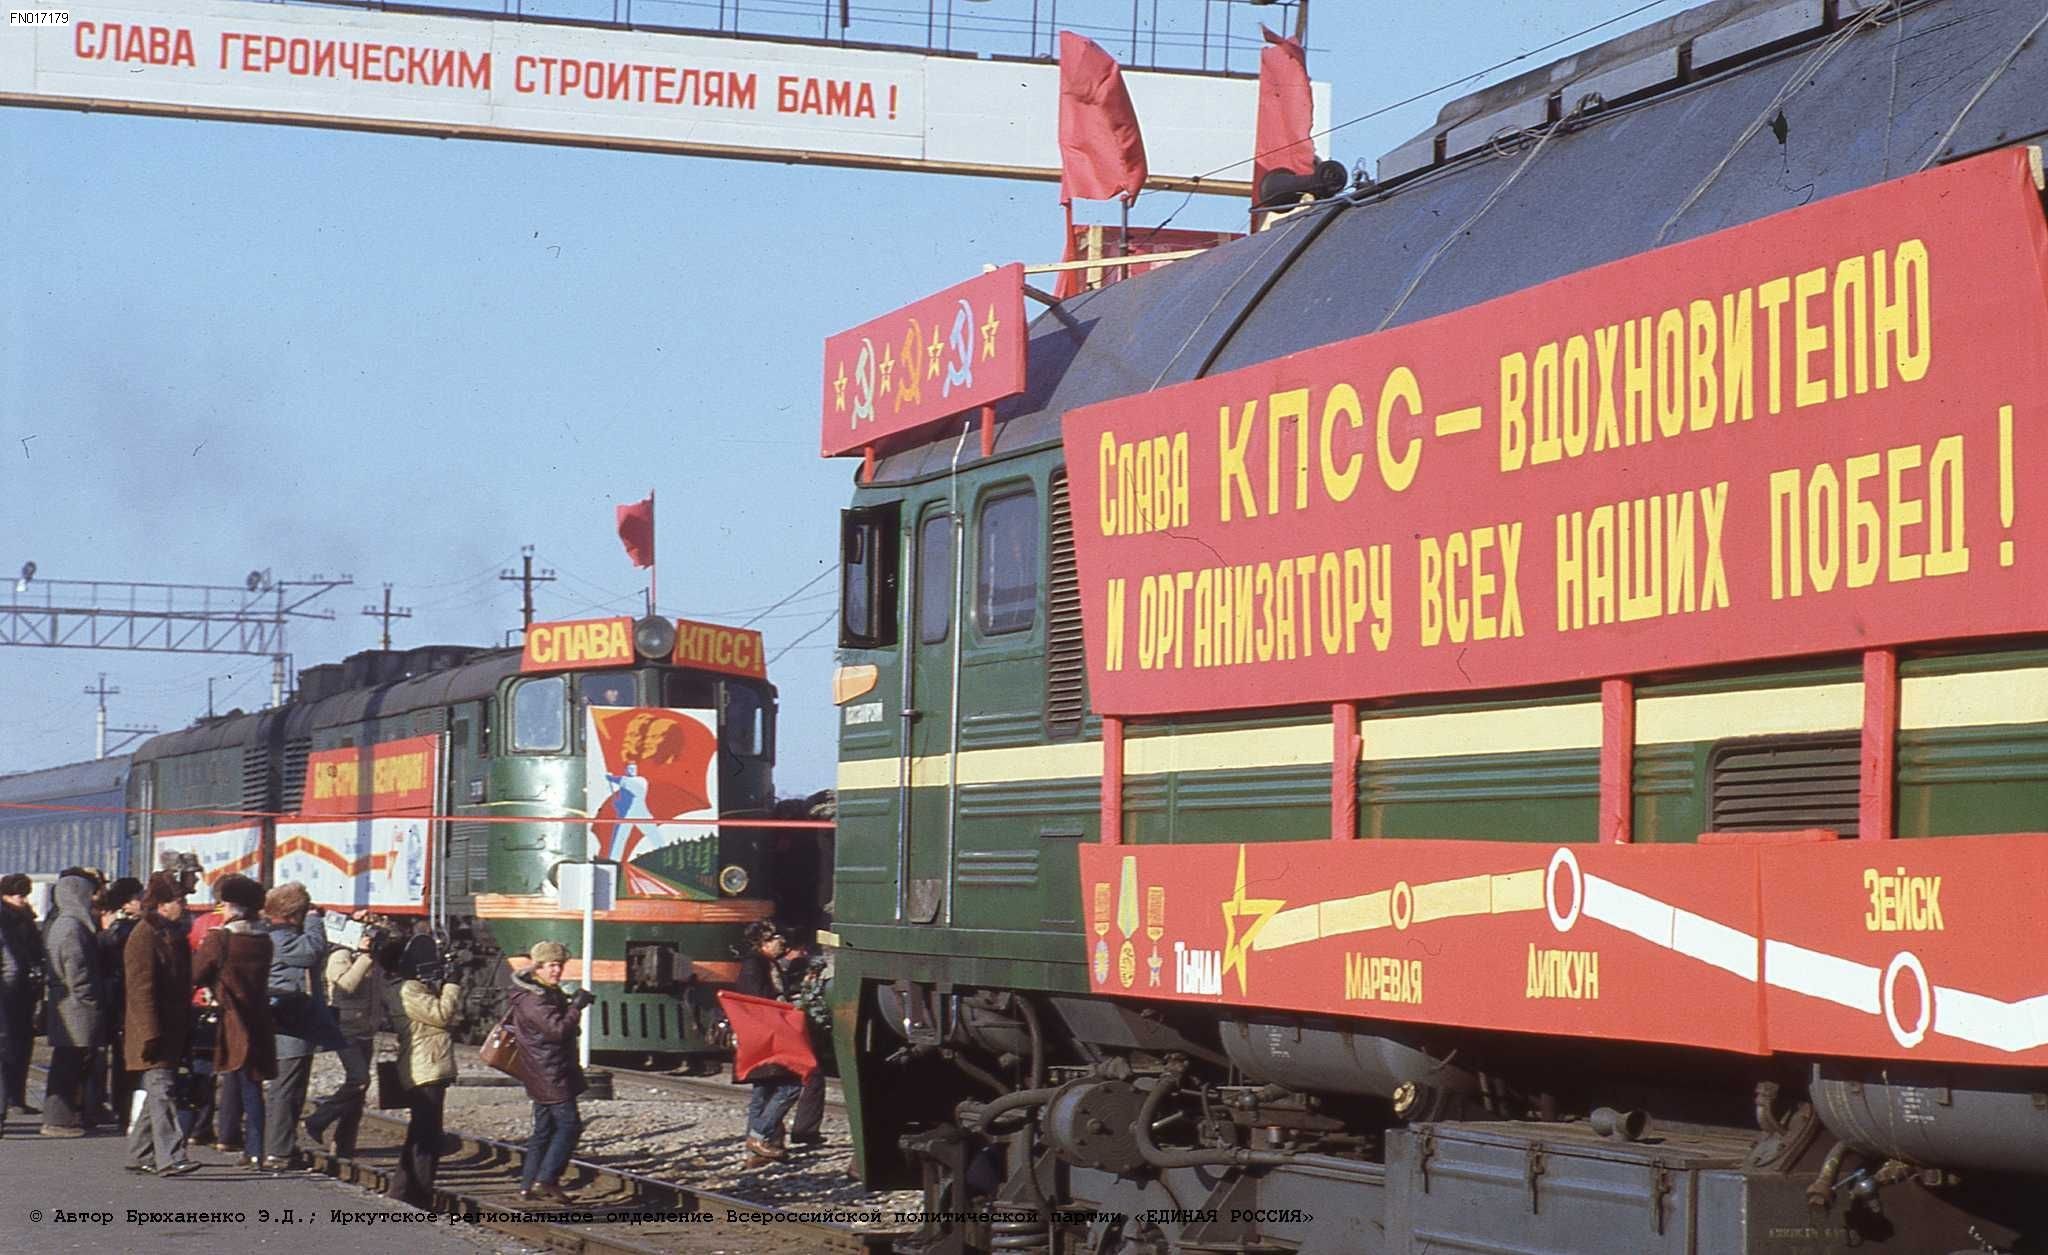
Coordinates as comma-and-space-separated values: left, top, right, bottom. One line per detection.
942, 299, 975, 399
851, 338, 878, 426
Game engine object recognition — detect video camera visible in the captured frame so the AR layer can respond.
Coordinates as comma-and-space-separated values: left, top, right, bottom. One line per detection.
158, 850, 204, 897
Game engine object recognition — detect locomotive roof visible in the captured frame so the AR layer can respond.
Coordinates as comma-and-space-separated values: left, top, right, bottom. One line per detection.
865, 0, 2048, 483
0, 755, 130, 803
130, 648, 523, 763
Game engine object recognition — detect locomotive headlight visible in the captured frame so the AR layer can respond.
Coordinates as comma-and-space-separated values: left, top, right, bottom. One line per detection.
633, 615, 677, 661
718, 864, 750, 895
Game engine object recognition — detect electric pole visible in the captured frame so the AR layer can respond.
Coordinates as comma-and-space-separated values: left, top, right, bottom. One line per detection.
86, 673, 116, 760
362, 584, 413, 650
84, 672, 155, 759
499, 545, 556, 632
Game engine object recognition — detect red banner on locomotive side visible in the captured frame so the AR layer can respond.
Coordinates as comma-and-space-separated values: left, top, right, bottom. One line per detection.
1078, 833, 2048, 1066
821, 263, 1027, 457
1061, 150, 2048, 715
299, 734, 440, 818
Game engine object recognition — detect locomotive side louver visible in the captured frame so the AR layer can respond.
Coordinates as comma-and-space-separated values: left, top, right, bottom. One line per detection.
1708, 732, 1860, 836
1046, 470, 1088, 740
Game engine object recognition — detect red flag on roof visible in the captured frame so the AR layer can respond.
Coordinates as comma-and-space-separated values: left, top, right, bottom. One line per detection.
717, 991, 819, 1083
1057, 31, 1149, 207
1254, 26, 1315, 204
615, 494, 654, 569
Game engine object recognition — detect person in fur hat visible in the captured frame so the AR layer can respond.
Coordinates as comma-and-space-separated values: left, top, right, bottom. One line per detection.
260, 881, 332, 1170
124, 872, 196, 1175
508, 940, 595, 1202
192, 874, 275, 1166
94, 876, 145, 1127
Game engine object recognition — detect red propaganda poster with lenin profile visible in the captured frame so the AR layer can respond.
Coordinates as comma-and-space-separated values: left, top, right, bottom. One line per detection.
584, 706, 721, 899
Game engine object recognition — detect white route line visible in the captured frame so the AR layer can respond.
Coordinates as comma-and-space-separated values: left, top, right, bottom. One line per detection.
1542, 848, 2048, 1055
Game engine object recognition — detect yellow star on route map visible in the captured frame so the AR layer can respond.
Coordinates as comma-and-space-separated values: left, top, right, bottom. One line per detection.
879, 344, 895, 395
1219, 845, 1284, 998
926, 325, 945, 380
833, 362, 848, 412
980, 304, 1001, 360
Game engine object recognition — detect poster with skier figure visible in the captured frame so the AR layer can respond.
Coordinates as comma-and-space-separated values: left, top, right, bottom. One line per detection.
583, 705, 721, 898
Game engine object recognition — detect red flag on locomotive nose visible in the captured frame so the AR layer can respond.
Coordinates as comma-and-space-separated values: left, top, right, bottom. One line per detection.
615, 495, 654, 569
1057, 31, 1149, 206
1254, 26, 1315, 201
716, 991, 819, 1083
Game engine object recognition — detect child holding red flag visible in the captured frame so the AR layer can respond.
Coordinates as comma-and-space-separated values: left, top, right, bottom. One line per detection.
720, 923, 820, 1167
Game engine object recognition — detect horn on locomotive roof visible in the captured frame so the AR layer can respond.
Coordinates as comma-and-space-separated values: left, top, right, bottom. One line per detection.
1254, 159, 1349, 210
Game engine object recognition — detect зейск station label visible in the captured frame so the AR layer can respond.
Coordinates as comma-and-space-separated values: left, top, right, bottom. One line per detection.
1061, 149, 2048, 717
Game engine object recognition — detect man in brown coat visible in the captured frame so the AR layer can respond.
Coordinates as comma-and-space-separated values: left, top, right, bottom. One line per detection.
125, 872, 196, 1175
192, 874, 276, 1165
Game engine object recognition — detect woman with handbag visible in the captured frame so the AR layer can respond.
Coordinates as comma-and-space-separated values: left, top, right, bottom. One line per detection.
191, 874, 276, 1167
507, 940, 594, 1203
378, 934, 462, 1208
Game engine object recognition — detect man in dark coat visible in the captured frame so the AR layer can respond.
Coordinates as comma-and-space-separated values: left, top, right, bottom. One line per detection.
192, 874, 276, 1164
95, 877, 144, 1126
39, 871, 106, 1136
507, 940, 593, 1202
125, 872, 196, 1175
0, 873, 43, 1115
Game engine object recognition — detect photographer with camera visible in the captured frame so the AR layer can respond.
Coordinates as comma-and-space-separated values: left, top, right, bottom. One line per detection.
260, 883, 338, 1172
508, 940, 594, 1203
303, 911, 385, 1157
379, 932, 462, 1208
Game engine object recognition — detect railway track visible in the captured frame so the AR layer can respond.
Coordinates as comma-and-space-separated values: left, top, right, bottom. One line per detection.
309, 1111, 901, 1255
27, 1055, 905, 1254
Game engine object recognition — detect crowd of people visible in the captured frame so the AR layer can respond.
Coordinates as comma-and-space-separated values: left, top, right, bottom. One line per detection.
0, 864, 834, 1208
0, 863, 472, 1201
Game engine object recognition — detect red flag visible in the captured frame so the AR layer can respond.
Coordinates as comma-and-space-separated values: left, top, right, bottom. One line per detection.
615, 495, 654, 569
1058, 31, 1148, 206
1254, 26, 1315, 203
717, 991, 819, 1083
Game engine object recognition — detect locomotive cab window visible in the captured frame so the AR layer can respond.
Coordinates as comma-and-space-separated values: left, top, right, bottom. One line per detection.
723, 683, 766, 757
664, 673, 716, 708
977, 488, 1039, 636
580, 669, 637, 708
510, 675, 567, 753
840, 503, 901, 649
918, 511, 954, 645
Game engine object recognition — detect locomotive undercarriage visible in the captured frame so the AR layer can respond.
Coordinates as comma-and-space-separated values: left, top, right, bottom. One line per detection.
872, 983, 2048, 1254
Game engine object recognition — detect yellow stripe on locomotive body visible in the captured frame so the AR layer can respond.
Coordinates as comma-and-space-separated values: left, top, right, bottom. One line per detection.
836, 663, 2048, 791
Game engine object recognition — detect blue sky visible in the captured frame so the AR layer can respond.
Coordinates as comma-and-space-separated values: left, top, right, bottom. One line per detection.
0, 0, 1678, 791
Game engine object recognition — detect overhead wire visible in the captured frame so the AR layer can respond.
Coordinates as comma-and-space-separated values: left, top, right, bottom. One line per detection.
768, 608, 842, 666
742, 565, 841, 628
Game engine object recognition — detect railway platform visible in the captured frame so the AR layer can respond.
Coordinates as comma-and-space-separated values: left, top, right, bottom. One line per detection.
0, 1105, 533, 1255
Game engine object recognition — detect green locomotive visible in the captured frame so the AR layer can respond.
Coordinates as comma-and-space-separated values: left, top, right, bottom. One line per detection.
824, 2, 2048, 1251
129, 615, 827, 1060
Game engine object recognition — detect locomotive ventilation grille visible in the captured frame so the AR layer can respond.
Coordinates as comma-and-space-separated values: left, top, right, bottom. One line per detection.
1046, 469, 1087, 739
1707, 732, 1860, 837
279, 739, 310, 813
241, 746, 271, 813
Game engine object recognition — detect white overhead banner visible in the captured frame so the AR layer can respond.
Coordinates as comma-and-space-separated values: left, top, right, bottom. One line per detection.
0, 2, 1328, 191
